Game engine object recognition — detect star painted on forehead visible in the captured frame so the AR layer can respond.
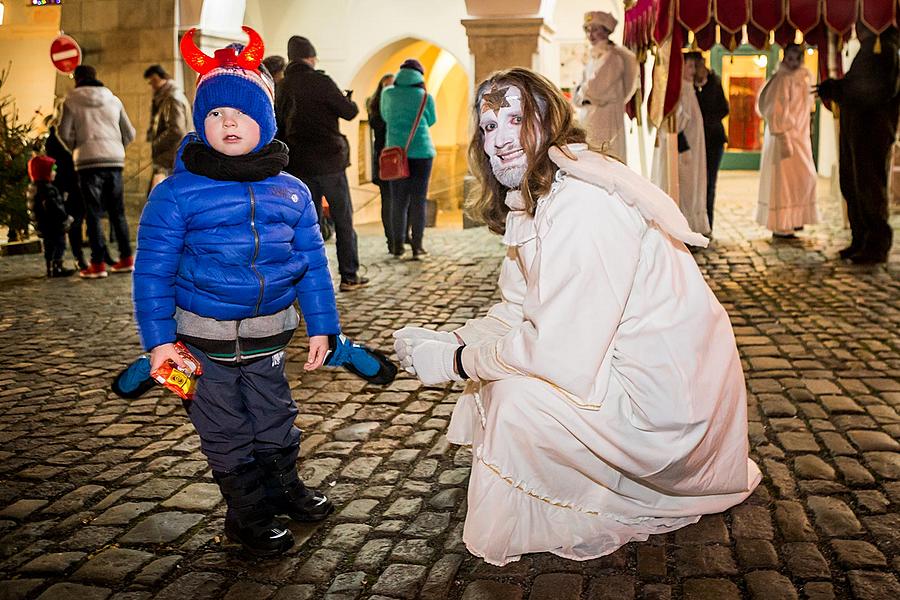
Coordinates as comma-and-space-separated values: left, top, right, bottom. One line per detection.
480, 85, 511, 115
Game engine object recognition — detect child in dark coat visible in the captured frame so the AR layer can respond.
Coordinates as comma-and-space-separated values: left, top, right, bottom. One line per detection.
27, 155, 74, 278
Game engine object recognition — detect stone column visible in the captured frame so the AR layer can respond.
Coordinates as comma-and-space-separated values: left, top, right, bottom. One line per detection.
56, 0, 178, 215
460, 17, 555, 83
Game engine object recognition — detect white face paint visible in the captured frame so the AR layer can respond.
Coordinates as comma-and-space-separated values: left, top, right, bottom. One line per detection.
479, 85, 530, 189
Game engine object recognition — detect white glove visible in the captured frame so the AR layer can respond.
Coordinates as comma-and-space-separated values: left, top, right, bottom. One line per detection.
394, 338, 461, 386
393, 326, 458, 345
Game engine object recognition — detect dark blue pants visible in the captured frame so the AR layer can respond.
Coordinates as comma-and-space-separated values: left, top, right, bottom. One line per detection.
377, 180, 392, 247
184, 345, 300, 473
705, 142, 725, 231
301, 172, 359, 280
43, 231, 66, 262
78, 167, 132, 265
389, 158, 432, 252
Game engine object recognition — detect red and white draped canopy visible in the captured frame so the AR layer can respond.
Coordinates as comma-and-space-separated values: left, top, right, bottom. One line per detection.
624, 0, 898, 122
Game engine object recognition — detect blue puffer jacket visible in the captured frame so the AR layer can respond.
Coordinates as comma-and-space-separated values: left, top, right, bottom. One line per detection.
133, 136, 340, 351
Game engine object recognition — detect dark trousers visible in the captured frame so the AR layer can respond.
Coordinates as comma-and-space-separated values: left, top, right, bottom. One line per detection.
389, 158, 432, 252
64, 188, 86, 268
42, 230, 66, 262
301, 172, 359, 279
705, 141, 725, 231
78, 167, 132, 265
377, 180, 392, 245
183, 344, 301, 473
839, 109, 894, 258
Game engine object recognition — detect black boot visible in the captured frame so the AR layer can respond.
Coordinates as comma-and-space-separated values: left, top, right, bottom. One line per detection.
45, 260, 53, 278
255, 446, 334, 522
50, 260, 75, 278
212, 462, 294, 557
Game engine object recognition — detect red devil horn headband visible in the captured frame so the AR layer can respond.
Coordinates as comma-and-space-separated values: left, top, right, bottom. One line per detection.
180, 26, 265, 75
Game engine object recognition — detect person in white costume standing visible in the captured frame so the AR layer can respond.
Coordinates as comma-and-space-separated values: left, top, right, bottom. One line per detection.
573, 11, 639, 161
651, 56, 710, 236
755, 43, 819, 239
393, 68, 761, 567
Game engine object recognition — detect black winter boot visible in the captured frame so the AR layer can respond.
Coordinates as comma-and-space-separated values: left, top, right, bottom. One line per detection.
50, 260, 75, 278
212, 462, 294, 557
256, 446, 334, 522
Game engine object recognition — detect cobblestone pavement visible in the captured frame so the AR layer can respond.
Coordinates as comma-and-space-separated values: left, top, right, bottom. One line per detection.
1, 172, 899, 600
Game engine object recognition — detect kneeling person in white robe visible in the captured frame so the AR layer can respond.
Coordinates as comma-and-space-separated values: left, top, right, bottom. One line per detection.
393, 68, 761, 567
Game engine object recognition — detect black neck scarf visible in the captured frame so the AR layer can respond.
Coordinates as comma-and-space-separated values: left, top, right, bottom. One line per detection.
182, 140, 290, 182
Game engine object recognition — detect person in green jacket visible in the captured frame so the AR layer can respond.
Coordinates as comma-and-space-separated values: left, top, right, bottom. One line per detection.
380, 59, 437, 258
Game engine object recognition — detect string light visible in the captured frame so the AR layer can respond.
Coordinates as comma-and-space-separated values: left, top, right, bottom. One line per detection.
30, 0, 62, 5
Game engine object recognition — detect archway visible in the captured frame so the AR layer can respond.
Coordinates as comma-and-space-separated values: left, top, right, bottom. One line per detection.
346, 37, 470, 226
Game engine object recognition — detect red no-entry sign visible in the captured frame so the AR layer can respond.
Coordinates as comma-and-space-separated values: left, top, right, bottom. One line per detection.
50, 34, 82, 74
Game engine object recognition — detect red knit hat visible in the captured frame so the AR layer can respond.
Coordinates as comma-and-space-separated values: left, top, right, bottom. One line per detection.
27, 155, 56, 182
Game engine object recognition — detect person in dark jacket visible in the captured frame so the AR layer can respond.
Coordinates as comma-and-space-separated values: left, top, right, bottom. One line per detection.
275, 36, 368, 290
686, 52, 729, 232
367, 73, 395, 251
27, 155, 75, 278
818, 25, 900, 264
44, 113, 87, 271
135, 33, 340, 557
381, 59, 438, 258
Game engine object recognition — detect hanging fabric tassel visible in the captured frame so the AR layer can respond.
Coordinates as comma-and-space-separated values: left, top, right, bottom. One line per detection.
874, 33, 882, 54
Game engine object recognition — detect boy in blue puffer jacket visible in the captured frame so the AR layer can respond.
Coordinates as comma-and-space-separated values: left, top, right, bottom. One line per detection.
133, 30, 338, 557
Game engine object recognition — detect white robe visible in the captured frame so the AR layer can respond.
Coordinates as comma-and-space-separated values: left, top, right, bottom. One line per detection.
755, 66, 819, 232
448, 145, 760, 567
651, 79, 710, 236
574, 42, 639, 161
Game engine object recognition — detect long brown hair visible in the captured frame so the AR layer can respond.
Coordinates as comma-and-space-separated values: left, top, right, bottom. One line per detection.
466, 68, 587, 234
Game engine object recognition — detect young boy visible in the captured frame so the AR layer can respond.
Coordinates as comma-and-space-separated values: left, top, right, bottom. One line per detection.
27, 155, 75, 278
133, 30, 338, 557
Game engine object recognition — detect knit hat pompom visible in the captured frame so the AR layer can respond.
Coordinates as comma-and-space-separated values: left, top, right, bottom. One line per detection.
180, 28, 275, 152
28, 155, 56, 182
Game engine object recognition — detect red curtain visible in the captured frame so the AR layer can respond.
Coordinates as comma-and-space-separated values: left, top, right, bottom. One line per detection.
751, 0, 786, 31
678, 0, 712, 30
823, 0, 858, 35
746, 23, 770, 48
715, 0, 750, 32
787, 0, 822, 33
860, 0, 897, 33
695, 21, 718, 49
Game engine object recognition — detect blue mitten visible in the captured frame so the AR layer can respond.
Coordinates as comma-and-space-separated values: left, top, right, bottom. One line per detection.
111, 355, 157, 399
325, 334, 398, 385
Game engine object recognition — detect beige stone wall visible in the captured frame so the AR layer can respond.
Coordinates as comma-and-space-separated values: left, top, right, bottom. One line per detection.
55, 0, 179, 217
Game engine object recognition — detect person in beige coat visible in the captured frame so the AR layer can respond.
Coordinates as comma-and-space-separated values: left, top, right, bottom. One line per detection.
394, 68, 760, 567
755, 43, 818, 238
573, 10, 638, 161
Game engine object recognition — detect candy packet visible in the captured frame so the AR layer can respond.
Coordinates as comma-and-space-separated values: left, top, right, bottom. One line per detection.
150, 341, 203, 400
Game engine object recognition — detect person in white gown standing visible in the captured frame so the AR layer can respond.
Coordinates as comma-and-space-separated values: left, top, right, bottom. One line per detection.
651, 55, 710, 236
393, 68, 761, 567
573, 11, 638, 161
755, 43, 819, 238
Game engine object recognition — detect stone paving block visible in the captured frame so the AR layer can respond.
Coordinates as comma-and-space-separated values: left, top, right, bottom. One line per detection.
271, 585, 317, 600
674, 515, 729, 544
71, 547, 155, 584
682, 578, 741, 600
832, 457, 876, 485
0, 499, 47, 520
404, 511, 450, 537
782, 542, 831, 579
35, 583, 112, 600
774, 501, 818, 541
337, 499, 378, 520
817, 432, 857, 456
735, 539, 779, 569
340, 456, 382, 480
528, 573, 582, 600
353, 539, 394, 571
91, 502, 157, 526
0, 579, 44, 600
420, 553, 464, 600
295, 548, 343, 584
119, 511, 204, 544
793, 455, 836, 480
777, 432, 821, 452
132, 555, 182, 586
744, 571, 798, 600
802, 582, 836, 600
674, 545, 737, 577
461, 581, 524, 600
42, 485, 106, 514
585, 575, 635, 600
321, 523, 371, 551
19, 552, 85, 574
222, 581, 275, 600
370, 563, 427, 599
639, 583, 672, 600
160, 483, 221, 511
807, 496, 863, 537
730, 505, 774, 539
830, 539, 887, 568
383, 497, 422, 518
846, 571, 900, 600
863, 451, 900, 479
154, 572, 227, 600
848, 430, 900, 451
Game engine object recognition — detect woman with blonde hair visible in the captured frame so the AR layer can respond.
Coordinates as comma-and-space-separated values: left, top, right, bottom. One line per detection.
393, 67, 760, 567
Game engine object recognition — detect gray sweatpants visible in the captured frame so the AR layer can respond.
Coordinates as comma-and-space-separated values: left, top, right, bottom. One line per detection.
183, 344, 300, 472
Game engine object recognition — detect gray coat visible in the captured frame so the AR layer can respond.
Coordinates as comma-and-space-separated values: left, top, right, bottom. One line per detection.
59, 85, 135, 171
